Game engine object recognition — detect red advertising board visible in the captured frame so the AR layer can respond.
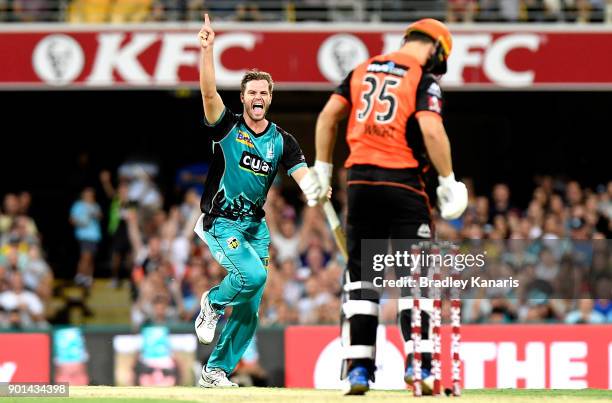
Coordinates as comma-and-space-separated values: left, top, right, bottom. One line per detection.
0, 333, 50, 382
285, 324, 612, 390
1, 24, 612, 90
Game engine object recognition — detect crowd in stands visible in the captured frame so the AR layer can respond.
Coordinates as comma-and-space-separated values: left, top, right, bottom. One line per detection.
0, 0, 611, 23
62, 163, 612, 328
0, 192, 53, 329
1, 163, 611, 329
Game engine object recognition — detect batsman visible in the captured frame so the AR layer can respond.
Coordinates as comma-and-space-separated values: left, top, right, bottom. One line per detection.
311, 19, 468, 395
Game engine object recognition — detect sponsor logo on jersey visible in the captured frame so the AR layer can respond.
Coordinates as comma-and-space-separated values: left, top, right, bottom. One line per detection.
239, 151, 271, 176
236, 130, 254, 148
227, 237, 240, 249
428, 95, 441, 113
417, 223, 431, 238
427, 82, 442, 98
366, 61, 408, 77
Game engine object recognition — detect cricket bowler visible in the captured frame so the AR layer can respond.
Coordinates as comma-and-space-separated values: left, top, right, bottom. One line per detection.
192, 14, 323, 387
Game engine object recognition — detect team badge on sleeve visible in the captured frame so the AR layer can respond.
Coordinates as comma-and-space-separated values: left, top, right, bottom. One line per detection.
227, 237, 240, 249
428, 95, 442, 113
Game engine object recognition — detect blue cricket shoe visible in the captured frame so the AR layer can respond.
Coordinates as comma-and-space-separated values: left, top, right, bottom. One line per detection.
404, 365, 434, 395
344, 366, 370, 395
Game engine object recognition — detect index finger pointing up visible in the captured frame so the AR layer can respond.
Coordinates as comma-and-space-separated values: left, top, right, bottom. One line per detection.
204, 13, 210, 26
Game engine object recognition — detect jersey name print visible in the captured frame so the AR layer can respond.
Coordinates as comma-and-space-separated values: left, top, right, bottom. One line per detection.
332, 52, 445, 170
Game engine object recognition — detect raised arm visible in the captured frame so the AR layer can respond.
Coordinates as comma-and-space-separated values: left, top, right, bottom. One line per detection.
198, 13, 224, 124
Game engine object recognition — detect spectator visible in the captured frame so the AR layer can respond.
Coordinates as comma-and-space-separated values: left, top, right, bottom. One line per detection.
132, 265, 182, 327
0, 272, 47, 328
0, 0, 10, 22
0, 193, 20, 234
0, 265, 9, 293
186, 0, 207, 21
446, 0, 477, 22
234, 2, 263, 21
12, 0, 58, 22
270, 207, 301, 263
490, 183, 512, 220
279, 258, 303, 307
534, 247, 559, 283
565, 299, 607, 323
566, 180, 583, 207
477, 0, 500, 21
297, 276, 333, 324
70, 187, 102, 288
22, 246, 53, 303
503, 0, 521, 21
100, 172, 133, 288
594, 298, 612, 320
68, 0, 112, 23
299, 245, 327, 278
111, 0, 153, 23
543, 0, 564, 20
151, 0, 187, 21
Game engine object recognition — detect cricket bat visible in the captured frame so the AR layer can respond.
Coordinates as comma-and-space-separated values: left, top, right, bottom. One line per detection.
321, 200, 348, 260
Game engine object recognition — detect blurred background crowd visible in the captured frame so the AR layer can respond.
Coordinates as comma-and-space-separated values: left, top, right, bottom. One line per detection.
1, 158, 611, 329
1, 0, 611, 24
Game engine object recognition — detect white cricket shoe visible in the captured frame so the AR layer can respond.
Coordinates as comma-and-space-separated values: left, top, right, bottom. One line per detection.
194, 291, 221, 344
199, 366, 238, 388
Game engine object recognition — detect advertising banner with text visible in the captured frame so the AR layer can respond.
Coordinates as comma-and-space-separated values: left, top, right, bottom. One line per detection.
0, 333, 50, 383
285, 324, 612, 390
1, 24, 612, 90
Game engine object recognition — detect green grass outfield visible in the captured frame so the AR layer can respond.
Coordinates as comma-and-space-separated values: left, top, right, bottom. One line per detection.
6, 387, 612, 403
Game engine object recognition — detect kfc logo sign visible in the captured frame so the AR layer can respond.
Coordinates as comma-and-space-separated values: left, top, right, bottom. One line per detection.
33, 34, 85, 85
33, 32, 257, 87
88, 32, 208, 86
317, 34, 369, 83
383, 33, 542, 87
444, 33, 541, 87
6, 26, 612, 89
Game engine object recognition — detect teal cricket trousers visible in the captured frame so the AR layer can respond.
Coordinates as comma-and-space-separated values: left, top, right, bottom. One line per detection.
199, 216, 269, 374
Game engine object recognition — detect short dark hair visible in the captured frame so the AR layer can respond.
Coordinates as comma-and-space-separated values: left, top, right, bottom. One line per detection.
240, 69, 274, 94
403, 30, 435, 46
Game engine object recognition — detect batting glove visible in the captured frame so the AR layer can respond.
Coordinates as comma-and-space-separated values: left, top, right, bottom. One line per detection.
299, 169, 323, 207
313, 160, 333, 201
437, 173, 468, 220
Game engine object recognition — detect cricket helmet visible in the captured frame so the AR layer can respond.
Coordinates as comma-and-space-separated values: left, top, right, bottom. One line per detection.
404, 18, 453, 75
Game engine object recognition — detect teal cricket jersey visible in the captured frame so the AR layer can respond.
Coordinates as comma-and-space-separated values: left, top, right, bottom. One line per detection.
199, 107, 307, 229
